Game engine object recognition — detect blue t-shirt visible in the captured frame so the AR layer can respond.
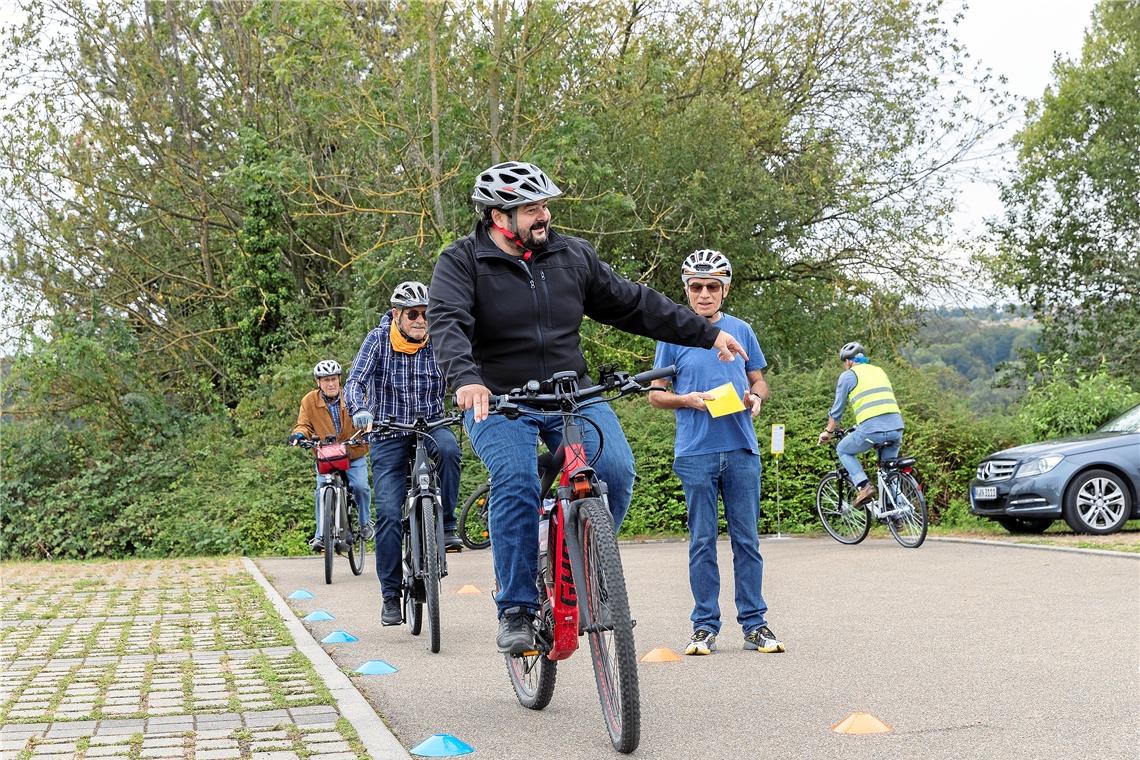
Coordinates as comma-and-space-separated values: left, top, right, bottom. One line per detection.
653, 313, 767, 457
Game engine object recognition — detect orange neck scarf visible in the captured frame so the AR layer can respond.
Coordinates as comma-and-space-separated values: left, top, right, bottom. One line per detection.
389, 317, 425, 354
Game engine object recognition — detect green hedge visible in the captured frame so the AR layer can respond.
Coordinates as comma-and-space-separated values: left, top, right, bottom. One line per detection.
4, 355, 1137, 559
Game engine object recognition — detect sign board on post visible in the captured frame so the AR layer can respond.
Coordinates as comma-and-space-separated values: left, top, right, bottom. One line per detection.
770, 424, 785, 457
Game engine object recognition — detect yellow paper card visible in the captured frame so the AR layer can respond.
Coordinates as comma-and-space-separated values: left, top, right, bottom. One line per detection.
704, 382, 745, 418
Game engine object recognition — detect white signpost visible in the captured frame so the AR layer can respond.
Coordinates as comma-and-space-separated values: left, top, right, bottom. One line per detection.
770, 424, 787, 539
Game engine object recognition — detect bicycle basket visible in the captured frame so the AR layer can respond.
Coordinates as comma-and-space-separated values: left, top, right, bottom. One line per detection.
315, 442, 350, 473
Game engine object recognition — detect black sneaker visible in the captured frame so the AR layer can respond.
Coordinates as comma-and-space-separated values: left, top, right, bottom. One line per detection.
360, 524, 375, 541
444, 530, 463, 552
308, 536, 323, 553
684, 629, 717, 656
496, 607, 535, 654
381, 598, 401, 626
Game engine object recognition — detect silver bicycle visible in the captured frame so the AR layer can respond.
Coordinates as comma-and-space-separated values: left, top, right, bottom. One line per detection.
816, 428, 928, 548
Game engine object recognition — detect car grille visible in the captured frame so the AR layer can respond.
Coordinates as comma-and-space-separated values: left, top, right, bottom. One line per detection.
976, 459, 1017, 482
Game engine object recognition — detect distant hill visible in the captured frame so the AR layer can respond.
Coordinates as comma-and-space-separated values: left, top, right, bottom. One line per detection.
903, 305, 1040, 411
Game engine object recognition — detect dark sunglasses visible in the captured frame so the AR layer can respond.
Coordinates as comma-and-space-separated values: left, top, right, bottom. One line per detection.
687, 281, 723, 294
403, 308, 427, 321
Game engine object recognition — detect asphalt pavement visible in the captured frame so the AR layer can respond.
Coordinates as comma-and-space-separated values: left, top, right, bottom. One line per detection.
256, 536, 1140, 760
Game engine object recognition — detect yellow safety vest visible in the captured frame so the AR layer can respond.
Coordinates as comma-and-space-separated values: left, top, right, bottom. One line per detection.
847, 364, 901, 424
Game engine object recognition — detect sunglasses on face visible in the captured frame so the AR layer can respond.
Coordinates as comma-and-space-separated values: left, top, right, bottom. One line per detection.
687, 282, 723, 294
403, 308, 427, 322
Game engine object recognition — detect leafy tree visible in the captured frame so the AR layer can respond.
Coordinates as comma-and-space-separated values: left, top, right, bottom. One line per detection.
985, 0, 1140, 384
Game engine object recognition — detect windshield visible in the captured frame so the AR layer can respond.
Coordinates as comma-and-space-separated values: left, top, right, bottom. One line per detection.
1097, 404, 1140, 433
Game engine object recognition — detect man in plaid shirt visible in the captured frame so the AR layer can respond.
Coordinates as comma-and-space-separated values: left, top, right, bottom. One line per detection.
345, 281, 462, 627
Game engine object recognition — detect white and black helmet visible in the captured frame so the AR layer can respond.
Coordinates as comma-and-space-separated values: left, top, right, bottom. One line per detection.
839, 341, 866, 361
390, 281, 429, 309
472, 161, 563, 213
313, 359, 342, 379
681, 249, 733, 285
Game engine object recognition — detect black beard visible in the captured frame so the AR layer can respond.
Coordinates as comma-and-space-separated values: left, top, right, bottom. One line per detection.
526, 223, 550, 251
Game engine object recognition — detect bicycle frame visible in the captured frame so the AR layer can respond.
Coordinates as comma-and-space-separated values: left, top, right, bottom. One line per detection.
403, 423, 450, 586
828, 430, 918, 521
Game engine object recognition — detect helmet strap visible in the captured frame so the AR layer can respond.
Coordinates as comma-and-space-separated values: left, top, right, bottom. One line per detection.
491, 210, 535, 261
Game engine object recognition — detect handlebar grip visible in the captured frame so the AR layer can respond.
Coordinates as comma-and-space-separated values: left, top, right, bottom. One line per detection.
632, 365, 675, 385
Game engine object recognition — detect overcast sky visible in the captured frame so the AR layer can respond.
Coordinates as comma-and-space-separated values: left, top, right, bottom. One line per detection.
947, 0, 1099, 234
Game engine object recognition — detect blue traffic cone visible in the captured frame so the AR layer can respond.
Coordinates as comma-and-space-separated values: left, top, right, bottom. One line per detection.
320, 630, 359, 644
287, 589, 315, 600
410, 733, 474, 757
355, 660, 398, 675
304, 609, 335, 621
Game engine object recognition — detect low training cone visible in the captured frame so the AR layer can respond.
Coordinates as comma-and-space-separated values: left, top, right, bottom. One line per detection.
304, 609, 335, 621
456, 584, 481, 595
355, 660, 398, 675
321, 630, 359, 644
410, 733, 474, 757
831, 712, 892, 734
287, 589, 315, 600
640, 647, 682, 663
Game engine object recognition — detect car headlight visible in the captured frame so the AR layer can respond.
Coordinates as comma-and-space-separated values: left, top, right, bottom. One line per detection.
1014, 455, 1064, 478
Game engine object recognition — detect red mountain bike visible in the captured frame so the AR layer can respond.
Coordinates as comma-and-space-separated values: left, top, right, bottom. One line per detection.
488, 365, 674, 754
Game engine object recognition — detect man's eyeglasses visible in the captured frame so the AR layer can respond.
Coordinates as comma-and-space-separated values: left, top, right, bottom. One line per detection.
687, 282, 723, 294
403, 308, 427, 322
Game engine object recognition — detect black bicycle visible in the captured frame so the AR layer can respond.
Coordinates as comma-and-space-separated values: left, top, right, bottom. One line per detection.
293, 436, 368, 584
371, 415, 463, 653
458, 453, 552, 550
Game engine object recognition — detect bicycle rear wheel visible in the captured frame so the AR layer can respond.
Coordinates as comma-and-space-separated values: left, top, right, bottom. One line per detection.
346, 496, 365, 576
815, 471, 870, 544
322, 487, 336, 584
403, 509, 423, 635
887, 472, 928, 548
506, 608, 557, 710
459, 482, 491, 550
422, 495, 442, 653
577, 497, 640, 754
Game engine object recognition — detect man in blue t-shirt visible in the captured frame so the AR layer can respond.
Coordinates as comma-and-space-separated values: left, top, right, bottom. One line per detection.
649, 250, 785, 656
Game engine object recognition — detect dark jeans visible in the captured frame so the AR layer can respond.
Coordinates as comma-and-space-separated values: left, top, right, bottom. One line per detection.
464, 402, 635, 617
369, 428, 460, 601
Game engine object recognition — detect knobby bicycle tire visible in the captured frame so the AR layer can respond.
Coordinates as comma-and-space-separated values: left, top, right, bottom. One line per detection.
347, 495, 365, 575
577, 497, 640, 754
887, 471, 928, 548
322, 487, 336, 584
422, 495, 442, 653
459, 482, 492, 550
815, 471, 870, 545
506, 606, 557, 710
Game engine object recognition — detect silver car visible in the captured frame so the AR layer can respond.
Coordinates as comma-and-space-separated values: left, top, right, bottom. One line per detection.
970, 403, 1140, 534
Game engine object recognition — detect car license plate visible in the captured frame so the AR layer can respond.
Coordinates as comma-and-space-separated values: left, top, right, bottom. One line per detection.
974, 486, 998, 500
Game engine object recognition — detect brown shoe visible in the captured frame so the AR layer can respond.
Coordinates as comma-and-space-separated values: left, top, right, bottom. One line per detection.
853, 483, 876, 506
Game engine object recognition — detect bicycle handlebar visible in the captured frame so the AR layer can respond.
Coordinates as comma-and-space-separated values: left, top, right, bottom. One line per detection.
489, 365, 676, 414
368, 414, 465, 436
292, 435, 368, 450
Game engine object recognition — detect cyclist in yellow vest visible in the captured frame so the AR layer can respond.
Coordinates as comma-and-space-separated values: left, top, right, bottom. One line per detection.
817, 342, 904, 506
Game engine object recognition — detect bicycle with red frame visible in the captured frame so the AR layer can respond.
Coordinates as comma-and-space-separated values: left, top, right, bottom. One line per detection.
293, 435, 368, 584
488, 365, 675, 754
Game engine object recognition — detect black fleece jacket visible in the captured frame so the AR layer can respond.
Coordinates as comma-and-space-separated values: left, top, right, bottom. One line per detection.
427, 223, 720, 394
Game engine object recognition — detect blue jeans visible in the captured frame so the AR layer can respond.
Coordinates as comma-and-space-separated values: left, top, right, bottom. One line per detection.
464, 402, 635, 617
313, 455, 371, 537
674, 450, 768, 634
837, 428, 902, 486
369, 428, 460, 601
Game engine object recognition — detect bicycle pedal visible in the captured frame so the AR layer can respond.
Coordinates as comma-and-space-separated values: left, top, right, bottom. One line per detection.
517, 649, 541, 657
445, 545, 463, 553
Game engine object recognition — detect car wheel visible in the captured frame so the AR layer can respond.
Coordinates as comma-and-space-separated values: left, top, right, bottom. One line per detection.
1062, 469, 1131, 534
995, 517, 1052, 534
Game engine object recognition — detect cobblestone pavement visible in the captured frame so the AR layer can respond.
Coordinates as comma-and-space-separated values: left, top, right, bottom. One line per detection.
1, 559, 399, 760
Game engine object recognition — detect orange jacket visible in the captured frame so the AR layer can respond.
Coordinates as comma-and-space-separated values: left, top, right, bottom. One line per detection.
291, 389, 369, 460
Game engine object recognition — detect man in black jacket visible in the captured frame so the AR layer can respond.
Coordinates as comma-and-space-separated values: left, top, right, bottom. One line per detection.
428, 160, 747, 654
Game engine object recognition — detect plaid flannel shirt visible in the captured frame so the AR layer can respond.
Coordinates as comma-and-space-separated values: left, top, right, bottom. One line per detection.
344, 312, 447, 440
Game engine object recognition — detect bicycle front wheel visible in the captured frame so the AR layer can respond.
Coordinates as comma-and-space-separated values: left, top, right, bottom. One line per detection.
815, 471, 870, 544
322, 487, 336, 584
346, 496, 365, 576
887, 472, 928, 548
506, 608, 557, 710
422, 495, 442, 653
577, 497, 640, 754
458, 482, 491, 550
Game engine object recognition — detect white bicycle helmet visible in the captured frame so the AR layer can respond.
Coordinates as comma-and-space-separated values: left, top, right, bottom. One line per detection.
839, 341, 866, 361
471, 161, 563, 212
313, 359, 342, 378
390, 281, 429, 308
681, 249, 733, 285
